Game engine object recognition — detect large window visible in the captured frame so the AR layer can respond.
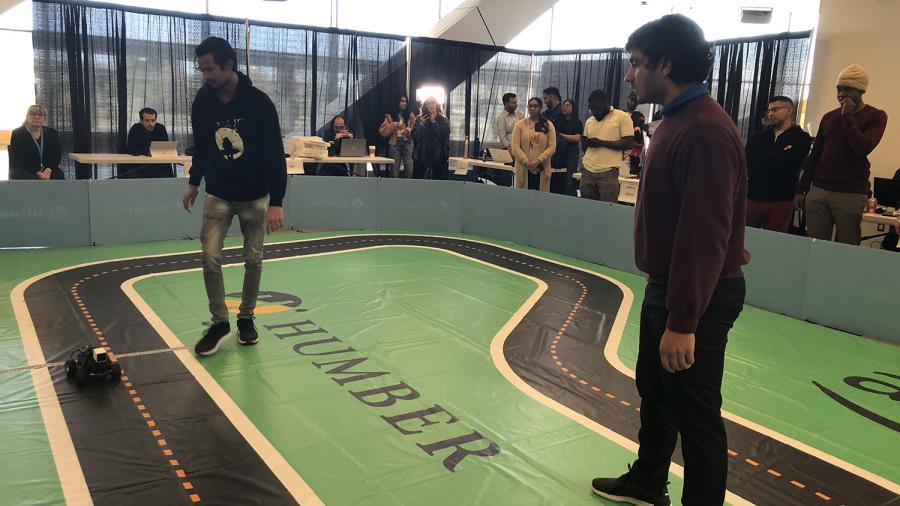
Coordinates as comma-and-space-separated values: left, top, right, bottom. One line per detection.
509, 0, 819, 51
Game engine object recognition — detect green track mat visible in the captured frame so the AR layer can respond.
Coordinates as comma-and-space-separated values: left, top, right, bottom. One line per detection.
1, 231, 898, 506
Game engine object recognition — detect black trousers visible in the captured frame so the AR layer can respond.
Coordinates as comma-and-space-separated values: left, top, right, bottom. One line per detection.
413, 158, 449, 180
632, 277, 745, 505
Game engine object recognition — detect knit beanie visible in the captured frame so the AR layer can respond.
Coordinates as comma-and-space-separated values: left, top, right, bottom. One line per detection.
836, 64, 869, 92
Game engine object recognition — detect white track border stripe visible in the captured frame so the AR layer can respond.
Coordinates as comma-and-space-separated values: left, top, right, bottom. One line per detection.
603, 298, 900, 496
120, 244, 545, 506
122, 275, 323, 506
15, 232, 894, 501
12, 274, 93, 505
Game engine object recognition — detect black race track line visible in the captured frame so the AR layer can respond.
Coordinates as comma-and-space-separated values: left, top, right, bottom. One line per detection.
22, 235, 898, 505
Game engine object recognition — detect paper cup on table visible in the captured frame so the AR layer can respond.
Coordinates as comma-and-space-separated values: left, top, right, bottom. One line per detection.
368, 146, 376, 157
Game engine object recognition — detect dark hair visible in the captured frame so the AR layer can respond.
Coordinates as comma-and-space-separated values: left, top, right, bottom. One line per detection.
770, 96, 795, 109
502, 92, 517, 104
330, 114, 346, 131
542, 87, 561, 101
528, 97, 549, 134
625, 14, 712, 84
588, 89, 609, 104
195, 36, 237, 72
562, 99, 577, 117
139, 107, 157, 120
393, 95, 411, 121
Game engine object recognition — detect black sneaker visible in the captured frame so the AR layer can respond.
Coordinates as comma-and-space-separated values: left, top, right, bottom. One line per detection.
195, 322, 231, 356
591, 465, 670, 506
237, 318, 259, 345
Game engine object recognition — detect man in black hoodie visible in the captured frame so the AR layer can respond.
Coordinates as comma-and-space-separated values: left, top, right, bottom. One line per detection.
746, 96, 811, 233
182, 37, 287, 356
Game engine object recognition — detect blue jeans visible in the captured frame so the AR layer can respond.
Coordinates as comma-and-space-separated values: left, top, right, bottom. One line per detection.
200, 195, 267, 323
389, 139, 414, 178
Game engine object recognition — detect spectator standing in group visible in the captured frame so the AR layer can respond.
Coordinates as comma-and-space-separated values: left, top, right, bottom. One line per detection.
379, 95, 416, 178
625, 92, 647, 175
495, 92, 523, 151
542, 86, 562, 123
796, 64, 888, 244
511, 97, 557, 192
580, 89, 633, 202
411, 96, 450, 180
746, 96, 811, 233
553, 99, 583, 196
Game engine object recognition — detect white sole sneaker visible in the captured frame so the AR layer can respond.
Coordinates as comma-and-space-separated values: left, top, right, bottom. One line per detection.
591, 487, 654, 506
196, 331, 231, 356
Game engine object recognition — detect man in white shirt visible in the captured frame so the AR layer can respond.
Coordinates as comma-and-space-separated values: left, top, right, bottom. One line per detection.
580, 89, 634, 202
495, 92, 523, 150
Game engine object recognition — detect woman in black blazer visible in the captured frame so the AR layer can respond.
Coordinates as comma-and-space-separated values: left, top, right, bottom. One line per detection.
9, 105, 64, 180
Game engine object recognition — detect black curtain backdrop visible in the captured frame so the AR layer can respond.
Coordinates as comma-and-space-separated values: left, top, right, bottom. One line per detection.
31, 0, 811, 178
532, 50, 626, 121
711, 32, 811, 140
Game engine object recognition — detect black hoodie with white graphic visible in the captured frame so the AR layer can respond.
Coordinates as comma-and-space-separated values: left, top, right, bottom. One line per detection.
189, 72, 287, 206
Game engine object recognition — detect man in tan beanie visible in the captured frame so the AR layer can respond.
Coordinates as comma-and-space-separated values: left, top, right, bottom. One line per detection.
796, 64, 888, 244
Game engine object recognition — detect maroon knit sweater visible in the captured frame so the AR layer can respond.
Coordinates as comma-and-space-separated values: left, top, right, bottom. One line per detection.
634, 94, 748, 333
798, 104, 888, 196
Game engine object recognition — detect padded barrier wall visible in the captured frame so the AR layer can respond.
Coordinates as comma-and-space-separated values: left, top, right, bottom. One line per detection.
1, 177, 898, 341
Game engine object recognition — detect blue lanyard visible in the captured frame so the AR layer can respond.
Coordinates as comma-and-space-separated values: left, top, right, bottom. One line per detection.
31, 127, 44, 165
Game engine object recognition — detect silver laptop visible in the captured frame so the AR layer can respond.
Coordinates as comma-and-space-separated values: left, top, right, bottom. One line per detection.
150, 141, 178, 157
488, 148, 513, 164
339, 138, 366, 157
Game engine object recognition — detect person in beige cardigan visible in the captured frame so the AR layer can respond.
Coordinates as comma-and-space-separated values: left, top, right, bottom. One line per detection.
511, 97, 557, 191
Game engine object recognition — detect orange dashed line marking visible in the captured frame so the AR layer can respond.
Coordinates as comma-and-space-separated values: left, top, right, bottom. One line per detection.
591, 386, 601, 392
767, 469, 782, 477
790, 480, 807, 489
619, 400, 631, 407
605, 393, 616, 399
727, 449, 738, 457
815, 492, 831, 501
745, 458, 759, 466
560, 367, 569, 373
568, 373, 577, 379
555, 361, 563, 366
578, 379, 588, 385
71, 278, 202, 502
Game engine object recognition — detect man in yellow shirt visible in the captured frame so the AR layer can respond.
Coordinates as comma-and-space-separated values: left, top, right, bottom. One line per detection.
580, 89, 634, 201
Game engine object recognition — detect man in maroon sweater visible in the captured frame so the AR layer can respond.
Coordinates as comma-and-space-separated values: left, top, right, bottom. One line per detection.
592, 14, 747, 506
796, 64, 888, 244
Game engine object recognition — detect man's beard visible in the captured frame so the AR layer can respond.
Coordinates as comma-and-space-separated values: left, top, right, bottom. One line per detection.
593, 109, 610, 122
